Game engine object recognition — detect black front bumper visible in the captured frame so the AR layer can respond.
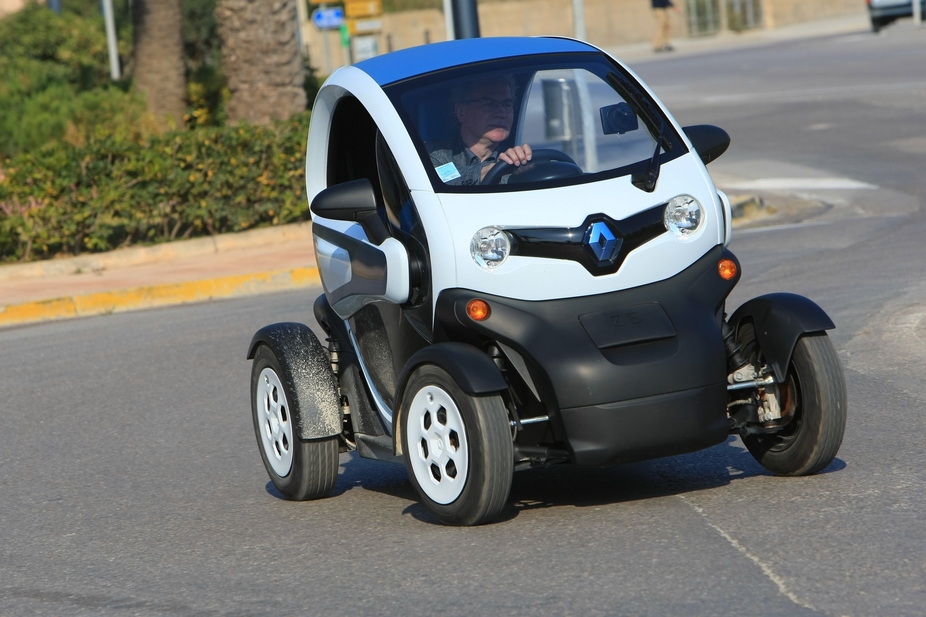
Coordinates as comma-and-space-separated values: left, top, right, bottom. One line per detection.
435, 245, 739, 465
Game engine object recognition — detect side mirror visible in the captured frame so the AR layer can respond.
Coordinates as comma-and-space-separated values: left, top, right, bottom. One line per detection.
600, 102, 639, 135
682, 125, 730, 165
310, 178, 389, 245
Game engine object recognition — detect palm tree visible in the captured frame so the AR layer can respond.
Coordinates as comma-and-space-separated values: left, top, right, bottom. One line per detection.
133, 0, 187, 129
215, 0, 306, 125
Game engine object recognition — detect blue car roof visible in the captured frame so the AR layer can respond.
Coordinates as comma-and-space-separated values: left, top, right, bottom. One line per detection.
354, 37, 599, 86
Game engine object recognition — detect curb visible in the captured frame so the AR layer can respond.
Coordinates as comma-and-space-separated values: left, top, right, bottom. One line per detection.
0, 221, 314, 282
0, 266, 320, 329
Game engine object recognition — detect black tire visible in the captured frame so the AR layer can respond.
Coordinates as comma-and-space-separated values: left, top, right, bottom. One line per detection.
400, 365, 513, 525
871, 16, 890, 32
251, 344, 339, 500
742, 331, 847, 476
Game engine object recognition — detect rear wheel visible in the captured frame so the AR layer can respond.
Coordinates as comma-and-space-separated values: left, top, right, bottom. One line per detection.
401, 365, 513, 525
741, 330, 847, 476
251, 345, 339, 500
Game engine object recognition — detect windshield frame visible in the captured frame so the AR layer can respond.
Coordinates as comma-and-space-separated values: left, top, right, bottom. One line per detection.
382, 52, 688, 194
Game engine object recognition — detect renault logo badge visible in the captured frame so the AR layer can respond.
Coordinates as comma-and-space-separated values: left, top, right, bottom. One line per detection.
584, 221, 621, 263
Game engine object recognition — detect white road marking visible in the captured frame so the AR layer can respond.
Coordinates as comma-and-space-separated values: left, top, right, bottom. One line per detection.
677, 495, 820, 613
735, 220, 832, 234
723, 178, 878, 191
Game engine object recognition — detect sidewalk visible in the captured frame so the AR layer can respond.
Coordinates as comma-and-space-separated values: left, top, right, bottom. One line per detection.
0, 13, 871, 330
606, 12, 870, 63
0, 223, 319, 328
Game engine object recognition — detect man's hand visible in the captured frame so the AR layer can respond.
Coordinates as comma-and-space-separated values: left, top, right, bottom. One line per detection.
498, 144, 532, 166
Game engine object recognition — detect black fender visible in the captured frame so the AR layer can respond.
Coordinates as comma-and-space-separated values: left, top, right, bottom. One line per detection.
728, 293, 835, 382
392, 342, 508, 455
247, 322, 341, 440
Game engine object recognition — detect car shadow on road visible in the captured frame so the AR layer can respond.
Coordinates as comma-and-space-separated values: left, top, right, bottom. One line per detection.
504, 436, 847, 520
268, 437, 846, 525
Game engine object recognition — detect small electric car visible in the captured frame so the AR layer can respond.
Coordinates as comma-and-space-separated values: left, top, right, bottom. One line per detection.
248, 37, 847, 526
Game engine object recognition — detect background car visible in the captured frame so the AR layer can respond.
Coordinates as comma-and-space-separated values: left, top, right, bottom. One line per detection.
867, 0, 926, 31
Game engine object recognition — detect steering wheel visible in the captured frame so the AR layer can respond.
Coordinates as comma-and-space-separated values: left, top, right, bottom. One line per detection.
480, 149, 581, 185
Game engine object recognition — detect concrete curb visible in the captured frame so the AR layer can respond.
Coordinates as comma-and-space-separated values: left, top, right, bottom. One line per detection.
0, 221, 314, 282
0, 266, 320, 329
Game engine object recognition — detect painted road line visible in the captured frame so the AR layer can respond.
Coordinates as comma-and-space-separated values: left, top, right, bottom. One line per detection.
0, 267, 320, 329
723, 178, 878, 191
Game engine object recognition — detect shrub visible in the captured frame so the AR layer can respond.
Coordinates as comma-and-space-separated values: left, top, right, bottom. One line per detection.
0, 2, 141, 158
0, 112, 312, 262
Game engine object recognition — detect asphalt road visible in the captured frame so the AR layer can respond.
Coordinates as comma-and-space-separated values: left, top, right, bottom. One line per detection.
2, 25, 925, 616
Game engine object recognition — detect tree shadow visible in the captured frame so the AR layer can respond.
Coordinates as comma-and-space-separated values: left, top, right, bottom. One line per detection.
265, 437, 847, 525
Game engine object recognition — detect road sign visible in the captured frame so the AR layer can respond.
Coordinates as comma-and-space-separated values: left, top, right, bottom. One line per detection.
347, 17, 382, 34
312, 6, 344, 30
344, 0, 382, 18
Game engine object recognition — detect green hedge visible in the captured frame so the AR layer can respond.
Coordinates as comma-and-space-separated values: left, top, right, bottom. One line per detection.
0, 112, 312, 262
0, 2, 142, 158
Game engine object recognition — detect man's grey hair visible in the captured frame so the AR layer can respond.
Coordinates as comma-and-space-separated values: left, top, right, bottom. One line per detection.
449, 74, 518, 106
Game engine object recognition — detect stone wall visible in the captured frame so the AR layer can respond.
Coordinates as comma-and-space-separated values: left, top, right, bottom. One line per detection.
302, 0, 867, 75
762, 0, 862, 28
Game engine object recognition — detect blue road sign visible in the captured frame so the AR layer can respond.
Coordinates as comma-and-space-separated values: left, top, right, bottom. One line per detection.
312, 7, 344, 30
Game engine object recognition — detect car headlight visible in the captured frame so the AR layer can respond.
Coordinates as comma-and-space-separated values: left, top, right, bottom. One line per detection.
664, 195, 703, 240
470, 227, 511, 269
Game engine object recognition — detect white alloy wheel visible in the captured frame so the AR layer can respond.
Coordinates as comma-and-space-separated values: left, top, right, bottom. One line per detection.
256, 367, 294, 477
406, 385, 469, 505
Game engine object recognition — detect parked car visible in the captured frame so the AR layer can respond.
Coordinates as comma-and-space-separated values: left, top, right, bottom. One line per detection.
867, 0, 925, 31
247, 37, 848, 526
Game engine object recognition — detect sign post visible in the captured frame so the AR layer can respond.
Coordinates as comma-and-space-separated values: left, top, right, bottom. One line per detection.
312, 5, 344, 74
344, 0, 383, 62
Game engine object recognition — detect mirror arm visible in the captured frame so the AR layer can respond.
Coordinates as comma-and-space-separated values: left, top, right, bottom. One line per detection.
356, 210, 390, 246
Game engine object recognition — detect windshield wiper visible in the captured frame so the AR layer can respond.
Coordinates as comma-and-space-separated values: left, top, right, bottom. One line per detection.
632, 120, 668, 193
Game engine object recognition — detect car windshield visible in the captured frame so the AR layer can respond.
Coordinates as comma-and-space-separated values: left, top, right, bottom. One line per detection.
384, 52, 684, 193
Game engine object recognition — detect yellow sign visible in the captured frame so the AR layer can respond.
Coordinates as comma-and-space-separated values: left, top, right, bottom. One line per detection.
344, 0, 381, 18
347, 17, 382, 34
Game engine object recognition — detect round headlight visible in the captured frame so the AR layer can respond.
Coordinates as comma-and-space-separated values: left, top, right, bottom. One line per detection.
664, 195, 703, 240
470, 227, 511, 270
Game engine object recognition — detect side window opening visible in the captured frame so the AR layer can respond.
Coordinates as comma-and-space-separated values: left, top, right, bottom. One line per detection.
326, 96, 381, 194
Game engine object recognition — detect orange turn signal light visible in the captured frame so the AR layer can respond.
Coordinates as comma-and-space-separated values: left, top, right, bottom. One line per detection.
718, 258, 737, 280
466, 299, 490, 321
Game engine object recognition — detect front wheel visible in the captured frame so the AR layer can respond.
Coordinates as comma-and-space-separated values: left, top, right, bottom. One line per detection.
401, 365, 513, 525
742, 332, 847, 476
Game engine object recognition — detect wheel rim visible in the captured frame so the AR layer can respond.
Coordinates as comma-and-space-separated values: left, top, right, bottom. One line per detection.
256, 367, 294, 477
406, 385, 469, 505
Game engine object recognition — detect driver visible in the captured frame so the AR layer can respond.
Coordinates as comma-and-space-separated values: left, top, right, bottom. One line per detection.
428, 76, 533, 185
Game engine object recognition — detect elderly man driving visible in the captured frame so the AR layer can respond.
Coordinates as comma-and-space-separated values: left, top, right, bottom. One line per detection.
428, 77, 533, 185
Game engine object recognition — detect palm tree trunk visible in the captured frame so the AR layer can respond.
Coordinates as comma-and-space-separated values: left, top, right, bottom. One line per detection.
133, 0, 187, 129
216, 0, 306, 125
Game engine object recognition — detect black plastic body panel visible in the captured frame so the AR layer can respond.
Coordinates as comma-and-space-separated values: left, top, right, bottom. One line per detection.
246, 322, 342, 440
395, 342, 508, 407
561, 383, 729, 465
507, 208, 666, 276
728, 292, 835, 382
312, 222, 387, 316
314, 295, 389, 438
435, 245, 740, 410
434, 245, 740, 465
682, 125, 730, 165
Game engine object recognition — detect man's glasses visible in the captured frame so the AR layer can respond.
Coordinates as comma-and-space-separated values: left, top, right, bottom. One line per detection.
466, 98, 515, 112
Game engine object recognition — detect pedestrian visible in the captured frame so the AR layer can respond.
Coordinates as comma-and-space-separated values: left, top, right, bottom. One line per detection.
651, 0, 676, 53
